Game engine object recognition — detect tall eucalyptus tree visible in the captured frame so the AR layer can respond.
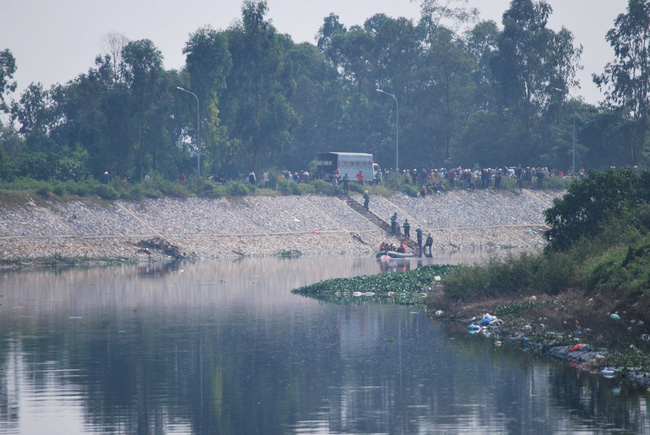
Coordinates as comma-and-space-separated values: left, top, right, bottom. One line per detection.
121, 39, 165, 180
182, 26, 233, 173
220, 0, 297, 174
0, 49, 16, 114
489, 0, 581, 164
594, 0, 650, 165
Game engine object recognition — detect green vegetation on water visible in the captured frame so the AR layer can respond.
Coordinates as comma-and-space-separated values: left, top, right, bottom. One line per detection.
292, 264, 458, 305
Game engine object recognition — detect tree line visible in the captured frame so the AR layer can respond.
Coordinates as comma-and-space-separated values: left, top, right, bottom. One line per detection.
0, 0, 649, 185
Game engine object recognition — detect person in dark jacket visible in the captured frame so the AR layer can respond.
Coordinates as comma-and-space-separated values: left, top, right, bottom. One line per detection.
424, 233, 433, 257
403, 219, 410, 239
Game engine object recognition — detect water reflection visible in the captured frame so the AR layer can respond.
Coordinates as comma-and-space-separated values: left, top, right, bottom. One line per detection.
0, 257, 647, 434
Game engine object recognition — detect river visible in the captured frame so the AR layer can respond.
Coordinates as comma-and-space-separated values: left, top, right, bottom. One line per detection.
0, 256, 648, 434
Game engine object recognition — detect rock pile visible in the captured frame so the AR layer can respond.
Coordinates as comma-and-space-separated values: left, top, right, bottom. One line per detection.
0, 190, 561, 261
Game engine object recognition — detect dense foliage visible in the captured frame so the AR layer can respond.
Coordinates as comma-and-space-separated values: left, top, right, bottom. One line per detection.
544, 168, 650, 251
443, 169, 650, 312
1, 0, 649, 186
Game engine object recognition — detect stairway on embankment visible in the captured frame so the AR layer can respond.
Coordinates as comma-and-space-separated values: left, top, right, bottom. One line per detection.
340, 195, 418, 251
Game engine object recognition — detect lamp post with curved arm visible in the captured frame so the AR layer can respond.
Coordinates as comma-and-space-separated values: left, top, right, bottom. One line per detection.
376, 88, 398, 171
177, 87, 201, 177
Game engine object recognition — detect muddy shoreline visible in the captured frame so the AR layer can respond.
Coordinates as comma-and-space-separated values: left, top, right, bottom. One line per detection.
433, 291, 650, 388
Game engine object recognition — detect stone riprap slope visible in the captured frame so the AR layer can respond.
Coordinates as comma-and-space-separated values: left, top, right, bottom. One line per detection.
0, 190, 560, 261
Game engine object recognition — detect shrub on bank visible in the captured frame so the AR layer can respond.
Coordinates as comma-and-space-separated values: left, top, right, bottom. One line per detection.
225, 181, 249, 196
442, 252, 576, 301
544, 175, 572, 190
312, 179, 335, 195
65, 180, 91, 197
349, 182, 365, 194
36, 183, 52, 198
94, 184, 118, 200
277, 180, 300, 195
382, 172, 403, 191
402, 184, 419, 197
297, 182, 316, 195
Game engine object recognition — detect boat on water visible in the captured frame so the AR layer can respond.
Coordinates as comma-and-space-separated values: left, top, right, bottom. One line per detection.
376, 251, 415, 259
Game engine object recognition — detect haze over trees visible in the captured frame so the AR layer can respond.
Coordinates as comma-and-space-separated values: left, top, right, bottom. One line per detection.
1, 0, 649, 184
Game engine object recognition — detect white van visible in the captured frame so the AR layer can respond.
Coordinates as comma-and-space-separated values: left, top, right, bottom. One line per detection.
316, 152, 382, 184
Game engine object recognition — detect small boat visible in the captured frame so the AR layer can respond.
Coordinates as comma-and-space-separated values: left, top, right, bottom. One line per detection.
375, 251, 414, 259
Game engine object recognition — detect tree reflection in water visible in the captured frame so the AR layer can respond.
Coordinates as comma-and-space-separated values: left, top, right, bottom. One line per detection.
0, 257, 647, 434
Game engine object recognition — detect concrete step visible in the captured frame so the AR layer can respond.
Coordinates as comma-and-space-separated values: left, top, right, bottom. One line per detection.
339, 195, 418, 251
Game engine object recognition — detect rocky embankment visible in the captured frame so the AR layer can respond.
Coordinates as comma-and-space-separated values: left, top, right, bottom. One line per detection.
0, 189, 561, 262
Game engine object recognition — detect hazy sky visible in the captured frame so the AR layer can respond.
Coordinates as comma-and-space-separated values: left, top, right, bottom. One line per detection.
1, 0, 629, 105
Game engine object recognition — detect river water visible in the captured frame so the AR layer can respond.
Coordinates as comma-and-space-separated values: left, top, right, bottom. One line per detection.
0, 256, 648, 434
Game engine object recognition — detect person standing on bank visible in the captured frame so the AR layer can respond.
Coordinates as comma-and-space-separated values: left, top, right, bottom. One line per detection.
403, 219, 411, 239
391, 213, 398, 234
363, 190, 370, 210
356, 169, 365, 186
424, 233, 433, 256
342, 173, 350, 194
416, 228, 423, 256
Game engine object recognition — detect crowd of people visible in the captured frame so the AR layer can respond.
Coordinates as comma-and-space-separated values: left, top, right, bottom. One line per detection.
202, 164, 645, 193
383, 164, 589, 194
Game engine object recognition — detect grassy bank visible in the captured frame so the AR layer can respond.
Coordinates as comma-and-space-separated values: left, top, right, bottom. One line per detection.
0, 170, 571, 202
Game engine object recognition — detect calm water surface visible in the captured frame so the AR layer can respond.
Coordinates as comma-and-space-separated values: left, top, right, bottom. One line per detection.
0, 255, 648, 434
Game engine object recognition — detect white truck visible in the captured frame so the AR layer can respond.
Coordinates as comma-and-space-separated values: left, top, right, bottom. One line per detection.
316, 152, 382, 184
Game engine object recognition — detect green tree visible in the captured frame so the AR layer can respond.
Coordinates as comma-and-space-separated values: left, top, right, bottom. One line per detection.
544, 168, 642, 251
0, 49, 17, 113
10, 82, 58, 152
182, 26, 233, 173
594, 0, 650, 165
281, 43, 341, 169
59, 55, 130, 177
465, 20, 500, 110
220, 0, 297, 173
121, 39, 165, 180
420, 26, 477, 165
0, 120, 24, 162
489, 0, 581, 163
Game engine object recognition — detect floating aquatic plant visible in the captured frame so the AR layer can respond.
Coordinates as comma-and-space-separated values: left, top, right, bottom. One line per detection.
292, 264, 458, 305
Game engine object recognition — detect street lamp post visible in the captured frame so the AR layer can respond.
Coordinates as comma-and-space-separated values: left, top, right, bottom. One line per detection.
177, 87, 201, 178
376, 88, 398, 171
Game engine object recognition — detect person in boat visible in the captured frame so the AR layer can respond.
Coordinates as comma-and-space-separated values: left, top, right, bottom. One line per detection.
397, 241, 407, 253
